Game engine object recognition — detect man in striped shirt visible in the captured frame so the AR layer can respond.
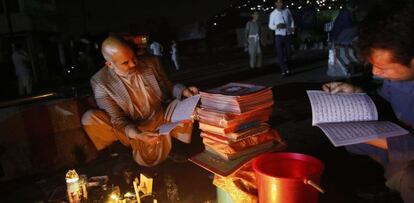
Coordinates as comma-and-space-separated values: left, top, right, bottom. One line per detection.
81, 35, 198, 167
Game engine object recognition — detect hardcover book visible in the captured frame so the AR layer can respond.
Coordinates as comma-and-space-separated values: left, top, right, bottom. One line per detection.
199, 82, 273, 114
202, 82, 268, 96
198, 120, 262, 136
200, 123, 270, 141
196, 107, 272, 128
204, 140, 275, 160
189, 141, 287, 176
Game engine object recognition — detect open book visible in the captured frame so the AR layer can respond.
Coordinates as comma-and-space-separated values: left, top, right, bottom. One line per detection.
307, 90, 408, 146
157, 95, 200, 136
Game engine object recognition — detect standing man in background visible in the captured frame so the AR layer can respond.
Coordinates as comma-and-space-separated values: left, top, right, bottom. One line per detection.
245, 11, 262, 69
268, 0, 295, 77
170, 40, 180, 71
149, 40, 163, 57
12, 43, 32, 96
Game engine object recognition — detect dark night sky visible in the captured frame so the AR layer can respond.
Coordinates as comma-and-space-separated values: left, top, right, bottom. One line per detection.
60, 0, 232, 35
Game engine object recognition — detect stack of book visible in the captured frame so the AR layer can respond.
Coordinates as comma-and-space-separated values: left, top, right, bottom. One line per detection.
196, 82, 278, 161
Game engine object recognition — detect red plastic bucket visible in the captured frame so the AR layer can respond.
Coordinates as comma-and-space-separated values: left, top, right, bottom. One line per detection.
253, 152, 324, 203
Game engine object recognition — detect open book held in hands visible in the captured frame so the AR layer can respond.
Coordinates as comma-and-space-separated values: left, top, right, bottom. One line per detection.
157, 95, 200, 136
307, 90, 408, 146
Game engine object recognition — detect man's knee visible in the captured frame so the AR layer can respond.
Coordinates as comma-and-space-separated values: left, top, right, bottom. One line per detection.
402, 161, 414, 182
81, 109, 108, 126
398, 161, 414, 202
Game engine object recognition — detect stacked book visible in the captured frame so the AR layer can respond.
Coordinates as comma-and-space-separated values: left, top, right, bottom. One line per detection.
196, 82, 278, 161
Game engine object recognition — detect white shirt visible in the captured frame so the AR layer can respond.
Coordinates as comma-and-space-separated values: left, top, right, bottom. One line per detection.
149, 42, 163, 56
268, 8, 295, 36
171, 43, 177, 56
12, 50, 30, 76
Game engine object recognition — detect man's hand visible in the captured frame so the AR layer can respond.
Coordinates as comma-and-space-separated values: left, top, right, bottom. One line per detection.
322, 82, 364, 93
132, 131, 161, 145
182, 86, 199, 98
277, 23, 287, 29
365, 138, 388, 150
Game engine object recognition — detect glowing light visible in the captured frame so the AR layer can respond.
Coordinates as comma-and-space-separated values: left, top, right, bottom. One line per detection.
67, 70, 71, 74
213, 22, 217, 26
110, 194, 119, 201
124, 192, 135, 198
71, 66, 75, 69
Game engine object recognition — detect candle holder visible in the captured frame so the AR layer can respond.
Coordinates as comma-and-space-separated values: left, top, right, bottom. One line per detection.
66, 170, 86, 203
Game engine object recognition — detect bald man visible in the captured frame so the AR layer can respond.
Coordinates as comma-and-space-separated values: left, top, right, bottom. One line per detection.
81, 35, 198, 167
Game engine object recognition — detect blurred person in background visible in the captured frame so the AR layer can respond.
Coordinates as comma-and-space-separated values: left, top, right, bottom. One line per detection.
12, 43, 32, 96
245, 11, 262, 69
269, 0, 295, 77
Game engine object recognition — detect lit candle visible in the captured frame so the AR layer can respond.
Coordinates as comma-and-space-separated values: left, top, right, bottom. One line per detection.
133, 178, 140, 203
80, 175, 88, 199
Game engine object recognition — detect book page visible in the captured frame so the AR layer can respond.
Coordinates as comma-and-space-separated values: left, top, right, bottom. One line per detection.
317, 121, 408, 146
307, 90, 378, 125
157, 95, 200, 136
171, 95, 200, 122
157, 121, 180, 136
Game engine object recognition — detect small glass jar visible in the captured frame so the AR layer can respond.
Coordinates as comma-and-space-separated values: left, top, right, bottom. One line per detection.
66, 170, 82, 203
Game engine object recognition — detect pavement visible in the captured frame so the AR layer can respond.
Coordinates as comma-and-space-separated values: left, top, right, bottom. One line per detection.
169, 49, 331, 89
0, 49, 404, 203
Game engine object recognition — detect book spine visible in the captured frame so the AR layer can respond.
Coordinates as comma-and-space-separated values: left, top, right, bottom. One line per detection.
199, 120, 261, 135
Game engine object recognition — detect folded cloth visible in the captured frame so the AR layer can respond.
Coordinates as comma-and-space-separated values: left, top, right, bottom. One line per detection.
213, 160, 258, 203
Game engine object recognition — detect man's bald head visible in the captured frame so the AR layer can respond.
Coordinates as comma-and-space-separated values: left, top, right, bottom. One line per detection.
101, 35, 131, 61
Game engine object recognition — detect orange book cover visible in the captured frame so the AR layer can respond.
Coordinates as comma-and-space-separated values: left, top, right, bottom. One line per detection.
200, 123, 270, 141
199, 120, 264, 136
197, 107, 272, 128
201, 128, 274, 146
